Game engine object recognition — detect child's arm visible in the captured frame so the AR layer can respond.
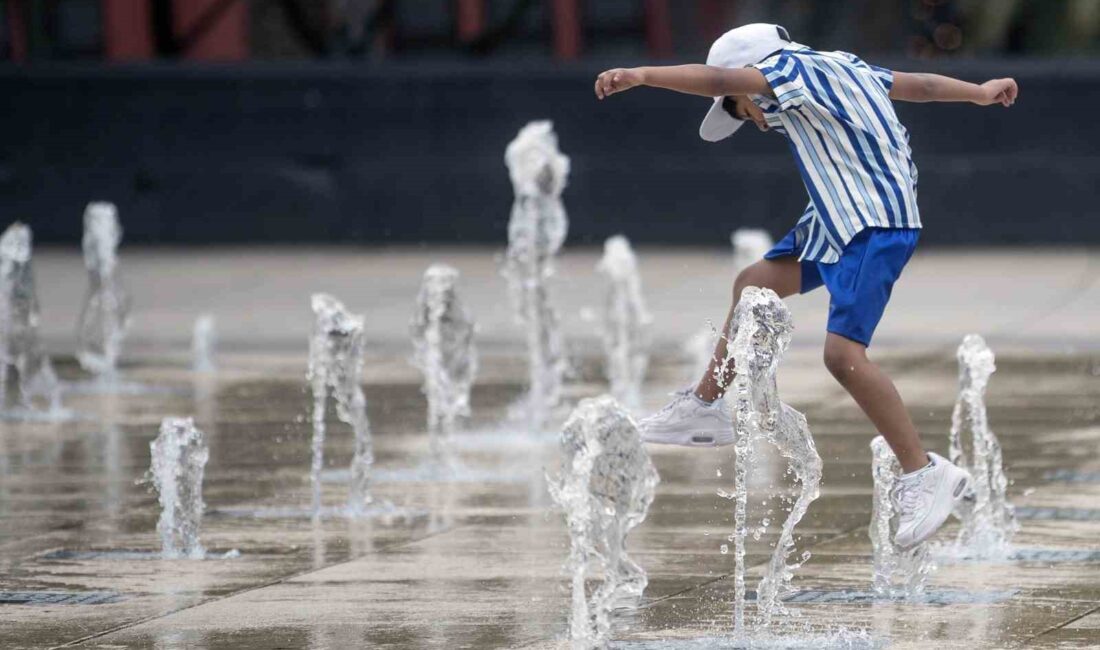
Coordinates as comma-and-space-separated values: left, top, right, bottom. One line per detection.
595, 65, 773, 100
889, 72, 1018, 107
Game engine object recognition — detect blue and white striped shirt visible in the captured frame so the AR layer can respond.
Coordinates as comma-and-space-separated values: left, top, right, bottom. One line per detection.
751, 45, 920, 264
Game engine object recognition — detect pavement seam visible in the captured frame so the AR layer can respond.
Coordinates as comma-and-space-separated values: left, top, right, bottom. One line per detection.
1027, 602, 1100, 641
49, 522, 467, 649
633, 524, 866, 610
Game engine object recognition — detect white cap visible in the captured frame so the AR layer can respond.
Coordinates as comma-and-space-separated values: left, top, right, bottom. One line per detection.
699, 23, 791, 142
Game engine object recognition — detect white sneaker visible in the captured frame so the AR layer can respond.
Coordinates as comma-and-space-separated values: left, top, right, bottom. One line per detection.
638, 388, 734, 447
893, 452, 973, 549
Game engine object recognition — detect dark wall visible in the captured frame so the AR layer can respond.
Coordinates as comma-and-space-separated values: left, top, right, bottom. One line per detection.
1, 60, 1097, 246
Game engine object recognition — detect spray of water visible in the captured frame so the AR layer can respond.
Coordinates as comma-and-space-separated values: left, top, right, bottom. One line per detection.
410, 265, 477, 468
684, 324, 718, 378
76, 202, 131, 376
502, 121, 569, 431
946, 334, 1017, 559
725, 286, 822, 634
731, 229, 774, 277
548, 396, 659, 649
869, 435, 934, 599
596, 236, 651, 410
150, 417, 208, 559
0, 223, 61, 414
309, 293, 374, 518
192, 314, 216, 373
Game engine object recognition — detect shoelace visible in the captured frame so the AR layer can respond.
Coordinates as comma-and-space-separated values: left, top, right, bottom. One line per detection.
893, 475, 927, 514
652, 388, 694, 418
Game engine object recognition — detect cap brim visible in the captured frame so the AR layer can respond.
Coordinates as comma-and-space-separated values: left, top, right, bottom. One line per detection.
699, 97, 745, 142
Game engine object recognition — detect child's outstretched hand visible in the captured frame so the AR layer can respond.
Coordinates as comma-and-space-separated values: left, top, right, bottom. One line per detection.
977, 78, 1018, 107
595, 68, 644, 100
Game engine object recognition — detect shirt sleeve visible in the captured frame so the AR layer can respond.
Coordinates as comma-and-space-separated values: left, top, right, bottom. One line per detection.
751, 51, 807, 112
867, 63, 894, 92
837, 51, 893, 94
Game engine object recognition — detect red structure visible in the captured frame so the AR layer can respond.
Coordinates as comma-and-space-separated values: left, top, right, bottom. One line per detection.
98, 0, 248, 62
455, 0, 486, 44
550, 0, 583, 60
6, 1, 719, 63
644, 0, 674, 58
171, 0, 248, 61
6, 0, 27, 62
698, 0, 737, 44
102, 0, 155, 60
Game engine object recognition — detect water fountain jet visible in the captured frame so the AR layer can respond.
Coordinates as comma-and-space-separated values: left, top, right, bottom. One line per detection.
869, 435, 935, 599
731, 229, 774, 277
410, 264, 477, 470
192, 314, 216, 373
946, 334, 1017, 559
725, 286, 822, 633
596, 236, 651, 410
150, 417, 208, 559
548, 396, 658, 649
309, 293, 375, 518
76, 202, 130, 377
0, 223, 62, 415
502, 121, 569, 432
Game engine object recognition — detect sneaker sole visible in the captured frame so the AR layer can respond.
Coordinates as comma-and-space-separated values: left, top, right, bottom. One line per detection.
899, 472, 972, 550
642, 429, 734, 448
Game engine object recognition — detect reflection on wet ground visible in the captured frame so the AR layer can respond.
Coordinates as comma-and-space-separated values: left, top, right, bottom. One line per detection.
0, 348, 1098, 649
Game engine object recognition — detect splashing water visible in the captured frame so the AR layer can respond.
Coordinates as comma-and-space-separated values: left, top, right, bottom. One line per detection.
0, 223, 62, 414
309, 294, 374, 518
596, 236, 652, 410
731, 229, 774, 277
609, 626, 878, 649
725, 286, 822, 634
869, 436, 934, 599
548, 396, 659, 649
76, 202, 131, 377
502, 121, 569, 431
192, 314, 216, 373
150, 417, 208, 559
684, 323, 718, 373
946, 334, 1017, 559
410, 265, 477, 467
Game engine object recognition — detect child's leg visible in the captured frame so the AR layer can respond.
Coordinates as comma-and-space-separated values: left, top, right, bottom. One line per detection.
822, 333, 927, 473
694, 257, 802, 402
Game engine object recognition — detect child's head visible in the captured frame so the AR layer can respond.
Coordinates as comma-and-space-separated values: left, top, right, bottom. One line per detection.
699, 23, 791, 141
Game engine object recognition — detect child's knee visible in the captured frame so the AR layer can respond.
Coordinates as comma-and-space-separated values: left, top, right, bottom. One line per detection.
823, 338, 863, 379
733, 266, 762, 301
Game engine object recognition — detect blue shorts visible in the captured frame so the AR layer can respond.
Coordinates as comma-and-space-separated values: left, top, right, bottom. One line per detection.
764, 227, 920, 347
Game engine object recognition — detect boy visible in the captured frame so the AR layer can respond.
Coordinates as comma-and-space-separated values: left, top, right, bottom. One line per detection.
594, 23, 1017, 548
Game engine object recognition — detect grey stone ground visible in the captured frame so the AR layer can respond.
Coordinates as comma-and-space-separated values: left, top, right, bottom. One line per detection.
1, 247, 1099, 649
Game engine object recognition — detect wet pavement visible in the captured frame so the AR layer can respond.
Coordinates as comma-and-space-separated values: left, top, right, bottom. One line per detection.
1, 247, 1099, 649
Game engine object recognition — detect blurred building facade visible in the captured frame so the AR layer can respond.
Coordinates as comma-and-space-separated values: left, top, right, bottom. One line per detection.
2, 0, 1099, 64
2, 2, 1099, 247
